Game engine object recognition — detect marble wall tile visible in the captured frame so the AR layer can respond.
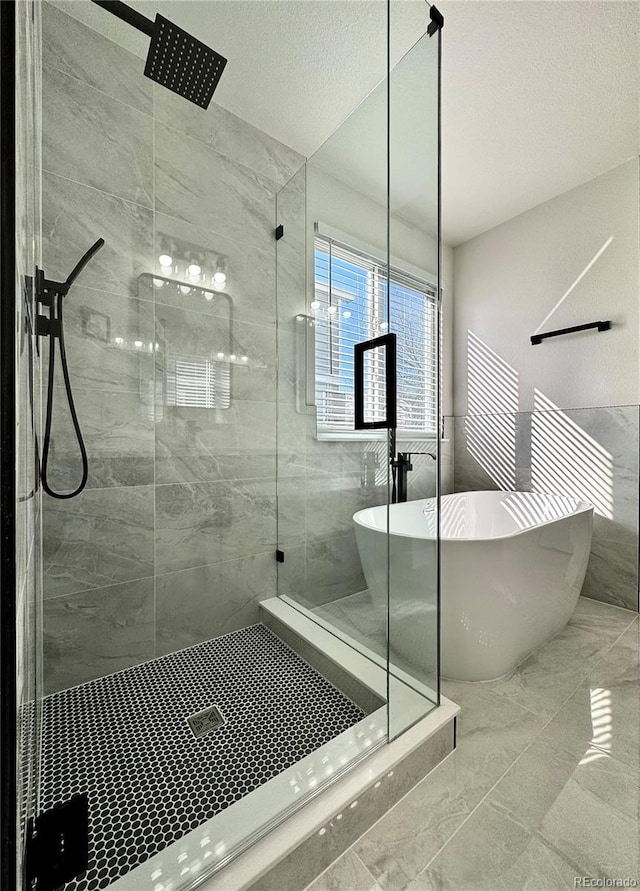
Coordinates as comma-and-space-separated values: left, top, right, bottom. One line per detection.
305, 475, 385, 540
582, 524, 639, 611
149, 213, 276, 330
276, 403, 309, 479
275, 167, 307, 331
154, 87, 304, 188
42, 2, 153, 115
155, 123, 278, 251
155, 302, 277, 405
452, 406, 640, 612
303, 532, 368, 607
43, 65, 153, 206
43, 485, 154, 598
155, 554, 277, 656
276, 477, 307, 550
276, 543, 306, 601
42, 172, 153, 297
43, 578, 154, 695
155, 400, 276, 486
155, 478, 277, 574
46, 388, 154, 490
56, 288, 154, 392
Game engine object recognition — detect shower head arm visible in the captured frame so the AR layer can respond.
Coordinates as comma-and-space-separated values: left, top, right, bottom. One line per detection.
90, 0, 153, 37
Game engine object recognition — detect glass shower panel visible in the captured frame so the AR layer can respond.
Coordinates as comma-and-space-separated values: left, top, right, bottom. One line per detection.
14, 0, 44, 879
276, 2, 442, 742
12, 2, 397, 889
275, 95, 392, 666
388, 19, 441, 738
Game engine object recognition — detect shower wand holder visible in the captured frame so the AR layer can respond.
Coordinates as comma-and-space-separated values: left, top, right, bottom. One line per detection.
34, 268, 68, 338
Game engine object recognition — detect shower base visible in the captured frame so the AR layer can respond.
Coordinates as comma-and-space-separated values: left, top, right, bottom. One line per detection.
38, 623, 367, 891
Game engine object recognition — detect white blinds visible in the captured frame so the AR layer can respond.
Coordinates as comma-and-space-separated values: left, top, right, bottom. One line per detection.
313, 234, 438, 435
165, 356, 231, 409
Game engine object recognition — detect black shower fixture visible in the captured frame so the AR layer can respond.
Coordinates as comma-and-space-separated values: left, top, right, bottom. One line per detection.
36, 238, 105, 499
91, 0, 227, 109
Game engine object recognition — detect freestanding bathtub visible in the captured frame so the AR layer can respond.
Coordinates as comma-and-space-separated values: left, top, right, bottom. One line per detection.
353, 491, 594, 681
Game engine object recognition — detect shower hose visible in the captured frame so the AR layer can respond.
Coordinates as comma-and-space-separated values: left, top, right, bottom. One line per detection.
40, 238, 105, 500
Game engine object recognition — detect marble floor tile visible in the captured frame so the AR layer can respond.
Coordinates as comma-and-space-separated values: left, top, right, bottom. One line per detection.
43, 65, 153, 207
484, 623, 618, 719
409, 800, 582, 891
43, 485, 155, 598
354, 685, 544, 890
569, 596, 638, 640
43, 577, 154, 695
540, 678, 640, 772
43, 2, 153, 115
586, 618, 640, 686
487, 735, 639, 880
155, 553, 277, 656
306, 851, 382, 891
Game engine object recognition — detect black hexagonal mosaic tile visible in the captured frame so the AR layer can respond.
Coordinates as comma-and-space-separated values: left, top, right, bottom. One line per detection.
39, 624, 365, 891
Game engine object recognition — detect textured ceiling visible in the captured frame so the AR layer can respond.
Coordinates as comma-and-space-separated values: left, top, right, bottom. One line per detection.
52, 0, 639, 245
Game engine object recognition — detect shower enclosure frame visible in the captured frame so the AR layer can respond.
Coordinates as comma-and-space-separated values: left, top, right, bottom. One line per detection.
1, 3, 19, 890
0, 2, 446, 889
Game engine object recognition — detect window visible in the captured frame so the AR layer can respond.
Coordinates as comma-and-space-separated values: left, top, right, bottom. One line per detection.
313, 234, 438, 437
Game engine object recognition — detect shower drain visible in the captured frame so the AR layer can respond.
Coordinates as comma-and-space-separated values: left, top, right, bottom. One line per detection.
187, 705, 226, 738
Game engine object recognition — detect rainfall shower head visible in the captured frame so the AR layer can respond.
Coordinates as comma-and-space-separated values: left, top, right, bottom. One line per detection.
91, 1, 227, 109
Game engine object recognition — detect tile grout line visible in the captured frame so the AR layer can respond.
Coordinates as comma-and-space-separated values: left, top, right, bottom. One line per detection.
41, 167, 154, 212
44, 59, 153, 120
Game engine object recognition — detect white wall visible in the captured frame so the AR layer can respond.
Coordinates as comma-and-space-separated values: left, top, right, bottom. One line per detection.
452, 158, 640, 415
306, 165, 454, 416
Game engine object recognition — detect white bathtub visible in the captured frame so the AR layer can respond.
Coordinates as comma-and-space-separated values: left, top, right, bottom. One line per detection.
353, 491, 594, 681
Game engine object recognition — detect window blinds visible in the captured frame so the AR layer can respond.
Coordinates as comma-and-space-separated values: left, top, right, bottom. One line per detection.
165, 356, 231, 409
313, 234, 438, 436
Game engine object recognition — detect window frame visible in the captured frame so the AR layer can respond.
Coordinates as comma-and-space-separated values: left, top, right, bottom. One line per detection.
312, 232, 439, 442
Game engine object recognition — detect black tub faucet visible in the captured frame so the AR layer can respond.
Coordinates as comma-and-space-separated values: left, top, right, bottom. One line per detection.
391, 450, 436, 503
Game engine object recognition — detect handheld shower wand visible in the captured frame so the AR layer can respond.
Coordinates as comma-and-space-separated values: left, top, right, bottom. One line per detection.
36, 239, 105, 499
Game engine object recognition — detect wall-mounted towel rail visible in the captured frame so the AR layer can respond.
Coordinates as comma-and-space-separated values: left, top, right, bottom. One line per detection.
530, 320, 611, 346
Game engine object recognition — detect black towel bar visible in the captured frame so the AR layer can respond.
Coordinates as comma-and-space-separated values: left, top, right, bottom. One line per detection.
530, 320, 611, 346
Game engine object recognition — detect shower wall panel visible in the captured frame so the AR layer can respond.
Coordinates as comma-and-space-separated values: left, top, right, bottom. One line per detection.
40, 1, 303, 693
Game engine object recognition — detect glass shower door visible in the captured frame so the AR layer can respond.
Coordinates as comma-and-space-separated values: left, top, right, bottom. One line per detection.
275, 3, 442, 742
